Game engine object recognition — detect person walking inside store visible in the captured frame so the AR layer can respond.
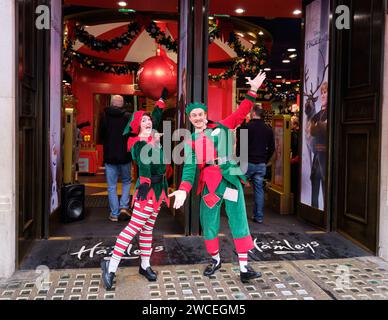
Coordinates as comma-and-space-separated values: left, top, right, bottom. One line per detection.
169, 72, 266, 283
99, 95, 133, 222
242, 105, 275, 224
101, 89, 169, 289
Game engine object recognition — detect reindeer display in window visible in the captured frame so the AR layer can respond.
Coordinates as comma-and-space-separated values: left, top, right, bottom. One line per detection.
303, 49, 329, 167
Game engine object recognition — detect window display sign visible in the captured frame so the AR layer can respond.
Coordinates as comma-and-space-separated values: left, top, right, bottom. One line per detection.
271, 115, 291, 194
268, 115, 292, 214
49, 0, 62, 213
301, 0, 330, 211
273, 119, 285, 189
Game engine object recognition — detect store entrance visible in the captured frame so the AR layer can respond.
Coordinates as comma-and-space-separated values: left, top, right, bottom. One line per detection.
17, 0, 377, 271
45, 2, 185, 252
49, 93, 182, 240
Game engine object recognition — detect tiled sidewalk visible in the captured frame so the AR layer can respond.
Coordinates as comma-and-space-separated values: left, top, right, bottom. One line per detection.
1, 257, 387, 300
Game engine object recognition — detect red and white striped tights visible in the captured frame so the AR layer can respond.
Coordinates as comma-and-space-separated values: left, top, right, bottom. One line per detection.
108, 199, 159, 273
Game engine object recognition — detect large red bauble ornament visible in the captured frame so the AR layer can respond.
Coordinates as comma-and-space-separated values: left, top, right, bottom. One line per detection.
137, 54, 177, 100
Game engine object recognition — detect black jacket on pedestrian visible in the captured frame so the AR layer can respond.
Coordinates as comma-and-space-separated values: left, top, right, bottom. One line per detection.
99, 106, 131, 164
238, 118, 275, 164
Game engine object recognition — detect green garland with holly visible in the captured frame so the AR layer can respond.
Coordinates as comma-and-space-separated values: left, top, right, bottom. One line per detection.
75, 21, 142, 52
63, 35, 139, 75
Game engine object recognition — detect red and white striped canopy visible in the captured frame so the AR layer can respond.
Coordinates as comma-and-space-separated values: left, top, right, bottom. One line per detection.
73, 21, 256, 64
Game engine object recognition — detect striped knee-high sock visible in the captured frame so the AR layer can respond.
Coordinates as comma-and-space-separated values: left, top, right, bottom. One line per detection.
139, 209, 159, 269
238, 253, 248, 272
109, 200, 153, 273
210, 250, 220, 266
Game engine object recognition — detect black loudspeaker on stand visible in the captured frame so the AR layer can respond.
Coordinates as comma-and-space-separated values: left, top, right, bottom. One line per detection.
61, 184, 85, 223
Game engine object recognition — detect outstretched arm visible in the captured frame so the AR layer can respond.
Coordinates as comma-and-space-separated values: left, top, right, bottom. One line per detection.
151, 88, 168, 130
219, 72, 266, 129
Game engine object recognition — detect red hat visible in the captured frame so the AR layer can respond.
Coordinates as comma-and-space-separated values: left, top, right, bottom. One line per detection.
122, 100, 164, 136
127, 110, 146, 135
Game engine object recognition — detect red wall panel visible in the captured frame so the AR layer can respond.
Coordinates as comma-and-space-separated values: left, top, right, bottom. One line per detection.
72, 66, 134, 141
207, 69, 233, 122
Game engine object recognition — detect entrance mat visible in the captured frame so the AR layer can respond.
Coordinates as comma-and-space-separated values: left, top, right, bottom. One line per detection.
19, 232, 370, 270
85, 195, 109, 208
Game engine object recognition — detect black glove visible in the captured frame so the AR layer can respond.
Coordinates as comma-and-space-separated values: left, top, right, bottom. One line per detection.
160, 87, 168, 100
136, 183, 150, 201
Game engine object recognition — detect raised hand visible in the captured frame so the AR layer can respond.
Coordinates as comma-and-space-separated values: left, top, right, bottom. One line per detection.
245, 71, 266, 93
160, 87, 169, 100
168, 190, 187, 209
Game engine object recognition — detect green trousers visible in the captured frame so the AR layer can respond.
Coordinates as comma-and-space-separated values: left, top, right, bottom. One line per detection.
200, 178, 251, 241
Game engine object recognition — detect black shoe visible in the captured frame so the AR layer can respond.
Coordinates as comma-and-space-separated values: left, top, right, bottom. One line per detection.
203, 259, 221, 277
139, 266, 157, 281
119, 208, 132, 221
240, 265, 262, 283
101, 260, 115, 289
252, 217, 263, 224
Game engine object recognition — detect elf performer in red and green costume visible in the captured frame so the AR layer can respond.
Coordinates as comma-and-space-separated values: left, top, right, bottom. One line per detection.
169, 72, 266, 283
101, 89, 169, 289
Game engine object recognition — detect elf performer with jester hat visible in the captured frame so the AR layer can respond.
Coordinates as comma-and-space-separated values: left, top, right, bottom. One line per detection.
101, 88, 169, 289
169, 72, 266, 283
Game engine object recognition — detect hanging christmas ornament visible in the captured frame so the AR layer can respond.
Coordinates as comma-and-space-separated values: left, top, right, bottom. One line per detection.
137, 49, 177, 100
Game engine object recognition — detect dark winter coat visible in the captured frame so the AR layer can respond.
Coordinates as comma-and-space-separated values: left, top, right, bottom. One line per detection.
99, 107, 131, 164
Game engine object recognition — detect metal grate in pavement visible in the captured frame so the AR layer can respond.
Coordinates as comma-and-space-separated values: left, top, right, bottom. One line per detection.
146, 263, 328, 300
0, 270, 115, 300
294, 257, 388, 300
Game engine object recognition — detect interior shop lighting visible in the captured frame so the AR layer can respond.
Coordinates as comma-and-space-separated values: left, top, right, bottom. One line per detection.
282, 59, 291, 63
264, 68, 271, 71
289, 54, 298, 58
258, 31, 264, 36
118, 1, 127, 6
276, 75, 282, 79
293, 9, 302, 15
237, 32, 245, 37
213, 14, 230, 18
119, 8, 136, 13
235, 8, 245, 14
287, 48, 297, 52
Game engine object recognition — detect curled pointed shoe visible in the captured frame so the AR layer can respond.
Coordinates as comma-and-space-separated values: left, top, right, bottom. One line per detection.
240, 265, 262, 283
101, 260, 115, 290
203, 259, 221, 277
139, 266, 157, 281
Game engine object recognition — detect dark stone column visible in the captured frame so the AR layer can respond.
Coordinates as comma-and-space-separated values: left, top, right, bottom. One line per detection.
176, 0, 208, 235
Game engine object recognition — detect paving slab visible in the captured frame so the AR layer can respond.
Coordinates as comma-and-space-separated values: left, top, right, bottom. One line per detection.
2, 257, 388, 300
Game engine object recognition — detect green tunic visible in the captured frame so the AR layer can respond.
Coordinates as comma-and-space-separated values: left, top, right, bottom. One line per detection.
129, 105, 168, 207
